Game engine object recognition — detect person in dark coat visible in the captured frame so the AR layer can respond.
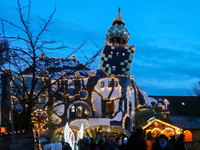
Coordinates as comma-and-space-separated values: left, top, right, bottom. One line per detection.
168, 135, 176, 148
173, 134, 186, 150
127, 125, 147, 150
80, 137, 90, 150
107, 137, 119, 150
152, 134, 173, 150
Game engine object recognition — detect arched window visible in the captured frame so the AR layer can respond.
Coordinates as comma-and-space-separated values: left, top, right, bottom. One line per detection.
184, 130, 192, 142
162, 128, 175, 138
105, 101, 114, 113
125, 117, 132, 131
151, 128, 161, 138
70, 104, 90, 119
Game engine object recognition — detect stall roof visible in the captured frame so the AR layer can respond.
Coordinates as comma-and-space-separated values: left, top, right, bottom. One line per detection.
143, 118, 182, 131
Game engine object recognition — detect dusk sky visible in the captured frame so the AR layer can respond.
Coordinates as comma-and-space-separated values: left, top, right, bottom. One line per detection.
1, 0, 200, 96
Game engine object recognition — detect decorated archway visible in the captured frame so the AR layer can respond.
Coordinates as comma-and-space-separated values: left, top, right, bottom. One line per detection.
67, 100, 92, 119
125, 116, 132, 132
143, 118, 182, 138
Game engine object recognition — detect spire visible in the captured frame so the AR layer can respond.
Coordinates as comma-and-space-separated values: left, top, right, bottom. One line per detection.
112, 7, 125, 26
106, 8, 130, 44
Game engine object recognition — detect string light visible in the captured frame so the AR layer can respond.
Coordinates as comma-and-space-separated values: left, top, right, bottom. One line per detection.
31, 109, 48, 130
143, 119, 182, 135
70, 119, 90, 128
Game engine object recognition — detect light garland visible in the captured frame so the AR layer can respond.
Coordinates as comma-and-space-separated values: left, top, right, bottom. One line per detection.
151, 128, 161, 133
70, 119, 90, 129
143, 119, 183, 135
31, 109, 48, 130
161, 127, 175, 134
93, 77, 122, 100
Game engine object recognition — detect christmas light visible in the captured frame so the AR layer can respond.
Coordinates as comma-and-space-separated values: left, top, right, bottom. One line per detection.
143, 119, 183, 135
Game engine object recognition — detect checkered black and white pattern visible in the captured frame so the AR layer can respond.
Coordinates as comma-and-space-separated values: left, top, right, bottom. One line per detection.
99, 43, 135, 76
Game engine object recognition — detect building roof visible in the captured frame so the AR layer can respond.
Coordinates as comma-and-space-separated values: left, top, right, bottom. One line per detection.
21, 57, 91, 79
149, 96, 200, 117
170, 116, 200, 129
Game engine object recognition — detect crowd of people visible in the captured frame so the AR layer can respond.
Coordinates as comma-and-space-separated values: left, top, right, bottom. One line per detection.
63, 125, 187, 150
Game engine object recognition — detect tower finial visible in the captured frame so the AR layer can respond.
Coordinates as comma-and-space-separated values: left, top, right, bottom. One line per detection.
118, 7, 121, 12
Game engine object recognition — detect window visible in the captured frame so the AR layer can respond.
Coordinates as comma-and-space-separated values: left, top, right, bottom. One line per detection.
108, 81, 112, 87
112, 66, 116, 71
106, 101, 113, 113
71, 106, 75, 112
101, 81, 105, 88
68, 88, 75, 96
76, 106, 83, 117
70, 105, 89, 119
122, 53, 125, 56
110, 51, 113, 55
114, 81, 118, 87
84, 108, 89, 116
116, 52, 119, 57
79, 90, 88, 99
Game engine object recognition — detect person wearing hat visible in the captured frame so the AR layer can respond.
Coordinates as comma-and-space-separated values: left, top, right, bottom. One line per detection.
152, 134, 173, 150
173, 134, 186, 150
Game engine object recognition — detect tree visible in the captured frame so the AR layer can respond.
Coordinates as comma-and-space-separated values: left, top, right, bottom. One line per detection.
0, 20, 10, 68
1, 0, 101, 133
0, 37, 10, 67
193, 81, 200, 96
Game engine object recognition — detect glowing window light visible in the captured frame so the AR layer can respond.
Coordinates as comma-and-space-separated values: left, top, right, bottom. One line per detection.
112, 66, 116, 71
108, 81, 112, 87
101, 81, 105, 88
64, 122, 75, 150
116, 52, 119, 57
143, 119, 182, 134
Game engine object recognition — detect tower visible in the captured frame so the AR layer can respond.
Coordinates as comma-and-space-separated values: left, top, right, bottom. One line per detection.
99, 8, 135, 77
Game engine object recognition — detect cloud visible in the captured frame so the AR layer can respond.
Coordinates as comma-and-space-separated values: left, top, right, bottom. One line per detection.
130, 44, 200, 96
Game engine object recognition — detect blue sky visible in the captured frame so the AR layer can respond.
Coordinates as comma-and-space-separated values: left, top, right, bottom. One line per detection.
1, 0, 200, 96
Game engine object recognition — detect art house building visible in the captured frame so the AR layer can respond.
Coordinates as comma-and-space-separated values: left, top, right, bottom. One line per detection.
1, 9, 177, 141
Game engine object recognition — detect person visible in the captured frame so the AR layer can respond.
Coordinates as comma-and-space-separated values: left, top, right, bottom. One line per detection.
119, 137, 128, 150
80, 137, 90, 150
118, 135, 122, 146
90, 142, 100, 150
107, 136, 119, 150
152, 134, 173, 150
127, 125, 147, 150
168, 135, 176, 148
62, 142, 72, 150
173, 134, 186, 150
97, 139, 104, 150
